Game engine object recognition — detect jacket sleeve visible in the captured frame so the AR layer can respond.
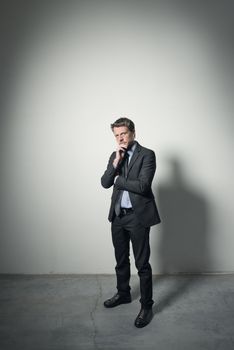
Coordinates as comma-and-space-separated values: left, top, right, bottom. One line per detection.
101, 152, 119, 189
114, 150, 156, 195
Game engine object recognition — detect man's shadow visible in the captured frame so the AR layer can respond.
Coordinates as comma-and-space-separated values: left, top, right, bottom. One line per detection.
152, 156, 211, 314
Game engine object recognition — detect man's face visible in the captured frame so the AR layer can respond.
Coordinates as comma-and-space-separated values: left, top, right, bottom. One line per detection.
113, 126, 135, 149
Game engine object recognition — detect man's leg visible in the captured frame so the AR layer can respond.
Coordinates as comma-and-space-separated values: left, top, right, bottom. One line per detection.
104, 216, 132, 308
119, 212, 153, 327
130, 222, 154, 309
111, 216, 131, 296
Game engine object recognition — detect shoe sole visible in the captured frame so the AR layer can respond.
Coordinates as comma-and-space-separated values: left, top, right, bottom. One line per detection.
104, 299, 132, 308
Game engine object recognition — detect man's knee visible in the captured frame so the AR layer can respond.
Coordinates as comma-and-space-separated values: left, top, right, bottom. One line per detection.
136, 262, 152, 275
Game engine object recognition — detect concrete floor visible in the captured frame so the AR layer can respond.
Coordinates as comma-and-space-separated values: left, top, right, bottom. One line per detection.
0, 274, 234, 350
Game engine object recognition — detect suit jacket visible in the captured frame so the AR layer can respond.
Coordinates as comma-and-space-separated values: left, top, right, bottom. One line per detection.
101, 141, 161, 227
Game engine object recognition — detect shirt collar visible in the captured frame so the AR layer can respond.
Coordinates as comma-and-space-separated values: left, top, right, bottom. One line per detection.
127, 141, 136, 156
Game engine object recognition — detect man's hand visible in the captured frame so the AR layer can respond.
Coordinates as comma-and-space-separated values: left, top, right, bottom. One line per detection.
113, 145, 127, 168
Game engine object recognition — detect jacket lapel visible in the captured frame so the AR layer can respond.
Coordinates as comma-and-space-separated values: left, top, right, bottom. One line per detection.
127, 141, 141, 174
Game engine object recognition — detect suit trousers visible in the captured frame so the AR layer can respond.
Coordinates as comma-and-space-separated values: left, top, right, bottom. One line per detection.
111, 211, 154, 309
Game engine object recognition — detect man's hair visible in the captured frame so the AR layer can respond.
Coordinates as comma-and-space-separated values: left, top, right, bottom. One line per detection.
111, 117, 135, 133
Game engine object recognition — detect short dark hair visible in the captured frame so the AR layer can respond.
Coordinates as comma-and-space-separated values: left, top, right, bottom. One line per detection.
111, 117, 135, 132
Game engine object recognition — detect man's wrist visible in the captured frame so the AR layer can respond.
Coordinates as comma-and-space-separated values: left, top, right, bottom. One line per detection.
113, 159, 119, 168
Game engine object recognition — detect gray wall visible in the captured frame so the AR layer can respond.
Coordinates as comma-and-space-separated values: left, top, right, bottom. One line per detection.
0, 0, 233, 274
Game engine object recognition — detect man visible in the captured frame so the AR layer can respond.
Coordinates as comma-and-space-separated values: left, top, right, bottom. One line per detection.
101, 117, 161, 328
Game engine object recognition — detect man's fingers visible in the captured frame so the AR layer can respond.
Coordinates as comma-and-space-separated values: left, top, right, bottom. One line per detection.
117, 146, 127, 153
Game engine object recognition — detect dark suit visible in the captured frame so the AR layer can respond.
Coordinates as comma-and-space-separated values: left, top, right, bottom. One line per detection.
101, 141, 161, 308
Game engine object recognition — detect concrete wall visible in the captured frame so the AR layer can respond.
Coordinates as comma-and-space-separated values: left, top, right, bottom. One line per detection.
0, 0, 233, 274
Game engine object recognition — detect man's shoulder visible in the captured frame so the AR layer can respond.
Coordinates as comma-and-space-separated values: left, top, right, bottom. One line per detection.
136, 142, 156, 156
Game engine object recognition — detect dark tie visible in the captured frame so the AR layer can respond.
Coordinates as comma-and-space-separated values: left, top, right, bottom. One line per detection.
123, 151, 129, 176
115, 152, 129, 216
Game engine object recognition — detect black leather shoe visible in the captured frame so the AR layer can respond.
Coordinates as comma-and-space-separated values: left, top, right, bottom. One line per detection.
104, 293, 131, 308
134, 308, 153, 328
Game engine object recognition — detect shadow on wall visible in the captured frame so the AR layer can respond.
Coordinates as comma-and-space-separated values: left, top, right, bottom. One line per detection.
156, 156, 211, 274
152, 156, 211, 313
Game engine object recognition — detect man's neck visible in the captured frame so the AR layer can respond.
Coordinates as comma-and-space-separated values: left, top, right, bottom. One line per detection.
128, 141, 136, 151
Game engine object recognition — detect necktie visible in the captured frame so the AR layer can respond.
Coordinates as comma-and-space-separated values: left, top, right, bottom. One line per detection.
124, 152, 129, 176
115, 152, 129, 216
